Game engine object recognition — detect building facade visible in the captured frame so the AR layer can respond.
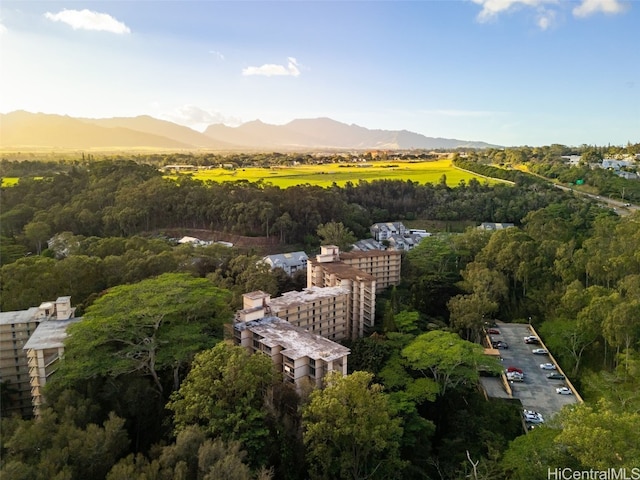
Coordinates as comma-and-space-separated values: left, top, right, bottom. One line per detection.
0, 297, 76, 417
307, 246, 378, 338
232, 316, 349, 390
24, 316, 81, 417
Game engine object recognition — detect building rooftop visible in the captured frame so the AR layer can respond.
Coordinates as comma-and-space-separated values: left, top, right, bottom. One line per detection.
235, 316, 350, 362
269, 286, 351, 310
0, 307, 39, 326
263, 251, 308, 265
23, 318, 82, 351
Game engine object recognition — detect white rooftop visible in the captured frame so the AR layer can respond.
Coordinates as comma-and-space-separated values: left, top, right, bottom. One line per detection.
269, 286, 350, 310
0, 307, 39, 325
234, 316, 350, 362
23, 317, 82, 351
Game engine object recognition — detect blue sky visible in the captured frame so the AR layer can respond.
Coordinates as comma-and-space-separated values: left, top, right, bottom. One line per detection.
1, 0, 638, 147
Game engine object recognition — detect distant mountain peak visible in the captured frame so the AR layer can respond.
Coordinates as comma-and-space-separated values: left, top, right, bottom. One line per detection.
0, 110, 500, 150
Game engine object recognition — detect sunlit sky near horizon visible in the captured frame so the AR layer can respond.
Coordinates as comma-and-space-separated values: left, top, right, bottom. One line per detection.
1, 0, 638, 147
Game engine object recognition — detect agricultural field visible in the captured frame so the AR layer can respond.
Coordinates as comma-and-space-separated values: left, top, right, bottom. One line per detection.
0, 177, 20, 187
172, 159, 498, 188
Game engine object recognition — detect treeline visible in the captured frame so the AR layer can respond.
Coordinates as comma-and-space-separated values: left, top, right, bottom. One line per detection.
1, 159, 569, 262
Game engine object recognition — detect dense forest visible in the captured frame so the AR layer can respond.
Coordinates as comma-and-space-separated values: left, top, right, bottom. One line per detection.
2, 147, 640, 479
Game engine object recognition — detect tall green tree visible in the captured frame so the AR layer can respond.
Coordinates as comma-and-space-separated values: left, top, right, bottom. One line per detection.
402, 331, 500, 397
56, 273, 233, 395
167, 341, 277, 468
302, 371, 404, 480
316, 221, 357, 250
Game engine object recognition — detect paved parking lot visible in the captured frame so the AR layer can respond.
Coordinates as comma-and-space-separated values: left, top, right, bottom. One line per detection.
482, 321, 579, 423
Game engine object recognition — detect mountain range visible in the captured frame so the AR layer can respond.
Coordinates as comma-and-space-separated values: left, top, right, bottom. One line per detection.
0, 110, 499, 150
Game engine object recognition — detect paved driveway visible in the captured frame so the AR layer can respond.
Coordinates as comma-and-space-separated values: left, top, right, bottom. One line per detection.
488, 321, 579, 423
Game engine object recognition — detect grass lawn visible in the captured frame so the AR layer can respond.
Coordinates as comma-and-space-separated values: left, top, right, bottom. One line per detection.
174, 159, 500, 188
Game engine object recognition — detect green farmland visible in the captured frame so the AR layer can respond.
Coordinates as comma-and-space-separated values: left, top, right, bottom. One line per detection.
174, 159, 498, 188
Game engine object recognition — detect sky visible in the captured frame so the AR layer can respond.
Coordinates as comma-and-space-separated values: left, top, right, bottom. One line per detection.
0, 0, 638, 147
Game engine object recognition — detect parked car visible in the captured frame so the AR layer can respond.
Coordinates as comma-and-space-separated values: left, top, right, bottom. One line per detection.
523, 410, 544, 424
524, 336, 540, 344
547, 372, 565, 380
487, 328, 500, 335
556, 387, 572, 395
507, 372, 524, 381
492, 340, 509, 349
532, 348, 548, 355
540, 363, 557, 370
507, 366, 524, 374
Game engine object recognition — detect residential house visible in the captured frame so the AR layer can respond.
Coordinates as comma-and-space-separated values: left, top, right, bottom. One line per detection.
262, 251, 309, 276
370, 222, 406, 242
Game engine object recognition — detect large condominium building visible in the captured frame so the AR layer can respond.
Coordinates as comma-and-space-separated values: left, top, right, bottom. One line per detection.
236, 288, 350, 341
339, 249, 402, 292
24, 316, 81, 417
232, 315, 350, 390
307, 245, 380, 338
0, 297, 76, 417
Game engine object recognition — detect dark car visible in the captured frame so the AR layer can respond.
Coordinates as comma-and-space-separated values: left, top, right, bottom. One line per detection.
492, 340, 509, 349
547, 372, 565, 380
487, 328, 500, 335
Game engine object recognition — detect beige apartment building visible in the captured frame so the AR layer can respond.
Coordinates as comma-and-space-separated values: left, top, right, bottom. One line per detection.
23, 316, 81, 417
237, 288, 350, 341
0, 297, 76, 417
339, 248, 402, 292
232, 315, 350, 390
307, 245, 378, 338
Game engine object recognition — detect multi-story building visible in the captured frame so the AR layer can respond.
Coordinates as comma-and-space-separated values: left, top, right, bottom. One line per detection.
236, 287, 350, 341
0, 297, 75, 417
24, 316, 81, 417
307, 246, 377, 339
232, 315, 350, 390
340, 249, 402, 292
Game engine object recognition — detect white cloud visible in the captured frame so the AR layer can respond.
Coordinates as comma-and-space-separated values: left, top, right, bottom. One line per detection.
209, 50, 225, 60
572, 0, 628, 17
536, 8, 556, 29
242, 57, 301, 77
44, 9, 131, 34
471, 0, 558, 22
159, 105, 243, 131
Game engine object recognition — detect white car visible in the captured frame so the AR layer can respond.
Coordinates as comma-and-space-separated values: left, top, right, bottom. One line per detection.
523, 410, 544, 423
507, 372, 524, 382
532, 348, 548, 355
540, 363, 556, 370
556, 387, 572, 395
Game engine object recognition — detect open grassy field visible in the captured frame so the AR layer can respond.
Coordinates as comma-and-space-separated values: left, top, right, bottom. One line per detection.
1, 177, 20, 187
176, 159, 498, 188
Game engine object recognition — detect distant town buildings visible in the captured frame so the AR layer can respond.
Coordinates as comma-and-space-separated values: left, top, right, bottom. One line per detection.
0, 297, 79, 417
